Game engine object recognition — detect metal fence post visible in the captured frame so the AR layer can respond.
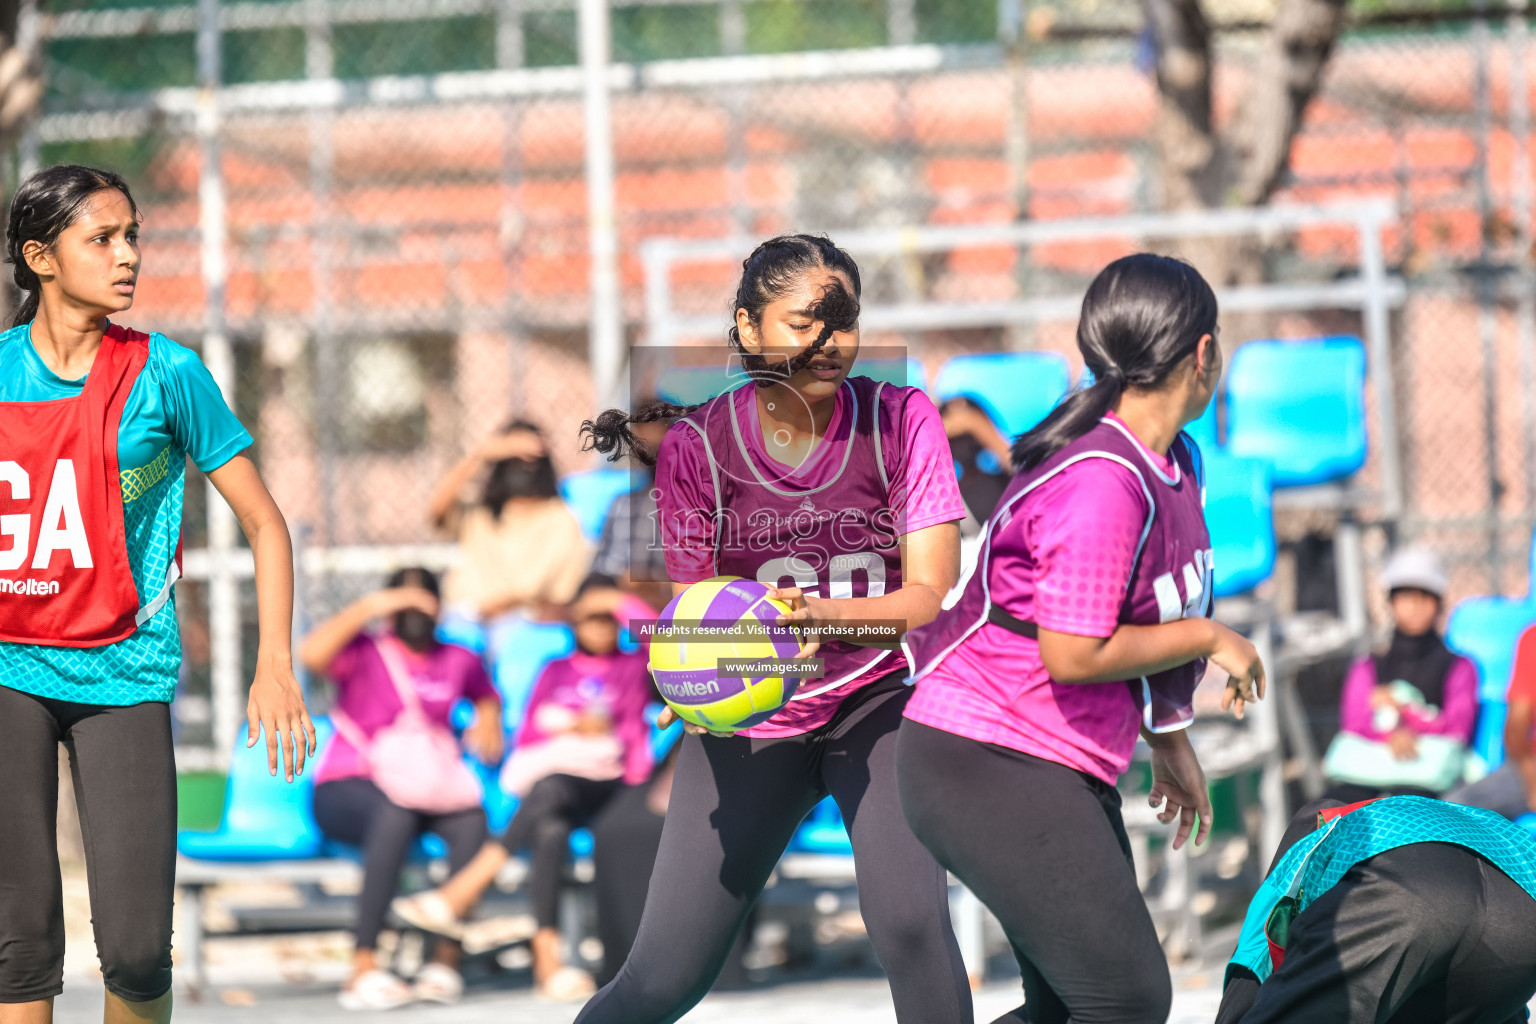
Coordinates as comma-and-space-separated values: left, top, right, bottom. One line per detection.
1473, 0, 1504, 591
307, 0, 339, 566
15, 0, 39, 180
1359, 205, 1403, 522
580, 0, 625, 412
1248, 616, 1287, 864
1000, 0, 1033, 350
887, 0, 916, 46
1510, 0, 1536, 526
196, 0, 243, 764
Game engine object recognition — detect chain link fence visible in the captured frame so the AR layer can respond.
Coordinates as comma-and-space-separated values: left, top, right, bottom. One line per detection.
17, 0, 1535, 757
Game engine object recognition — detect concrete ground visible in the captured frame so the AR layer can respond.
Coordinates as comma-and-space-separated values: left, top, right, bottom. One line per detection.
44, 864, 1534, 1023
47, 859, 1233, 1023
52, 974, 1227, 1023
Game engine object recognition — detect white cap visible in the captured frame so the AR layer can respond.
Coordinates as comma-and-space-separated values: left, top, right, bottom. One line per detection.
1380, 546, 1449, 599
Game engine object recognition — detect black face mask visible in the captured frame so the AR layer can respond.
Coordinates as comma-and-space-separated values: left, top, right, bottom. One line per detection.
393, 609, 438, 651
497, 460, 544, 495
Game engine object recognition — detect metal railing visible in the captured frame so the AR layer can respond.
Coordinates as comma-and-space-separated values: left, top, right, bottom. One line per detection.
641, 197, 1408, 516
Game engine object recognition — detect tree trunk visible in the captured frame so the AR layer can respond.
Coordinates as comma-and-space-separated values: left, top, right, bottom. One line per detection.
1144, 0, 1350, 298
1143, 0, 1219, 211
0, 0, 43, 186
1229, 0, 1351, 208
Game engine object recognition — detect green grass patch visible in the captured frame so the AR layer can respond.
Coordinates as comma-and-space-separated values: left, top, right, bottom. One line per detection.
177, 771, 228, 833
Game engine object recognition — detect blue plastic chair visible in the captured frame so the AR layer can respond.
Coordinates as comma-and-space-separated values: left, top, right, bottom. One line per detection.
1447, 601, 1536, 770
858, 357, 928, 392
655, 365, 745, 407
178, 718, 336, 860
1202, 452, 1275, 598
1445, 527, 1536, 769
488, 619, 577, 734
646, 701, 685, 763
933, 352, 1071, 440
789, 797, 853, 854
1184, 396, 1220, 453
436, 614, 488, 655
1224, 337, 1368, 487
559, 469, 637, 543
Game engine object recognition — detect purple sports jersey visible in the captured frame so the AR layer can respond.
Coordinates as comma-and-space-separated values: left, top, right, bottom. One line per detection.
657, 375, 965, 737
903, 415, 1213, 784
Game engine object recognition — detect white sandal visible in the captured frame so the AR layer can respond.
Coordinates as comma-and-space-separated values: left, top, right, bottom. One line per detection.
537, 965, 596, 1002
391, 890, 467, 940
413, 962, 465, 1005
338, 969, 416, 1011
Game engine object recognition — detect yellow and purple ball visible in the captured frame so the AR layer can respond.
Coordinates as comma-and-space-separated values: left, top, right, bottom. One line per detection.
648, 575, 804, 732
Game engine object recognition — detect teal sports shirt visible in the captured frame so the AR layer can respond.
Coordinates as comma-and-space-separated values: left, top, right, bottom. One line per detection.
0, 322, 252, 705
1229, 796, 1536, 985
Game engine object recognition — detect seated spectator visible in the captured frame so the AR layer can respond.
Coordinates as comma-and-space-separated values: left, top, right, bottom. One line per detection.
301, 568, 503, 1011
590, 397, 673, 611
1448, 624, 1536, 820
940, 395, 1013, 533
392, 574, 656, 1001
1322, 547, 1477, 802
428, 420, 592, 635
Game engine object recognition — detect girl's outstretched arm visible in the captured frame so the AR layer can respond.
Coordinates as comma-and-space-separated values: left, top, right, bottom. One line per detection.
207, 453, 316, 781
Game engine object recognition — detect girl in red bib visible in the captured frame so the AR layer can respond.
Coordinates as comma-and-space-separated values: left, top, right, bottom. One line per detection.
0, 166, 313, 1023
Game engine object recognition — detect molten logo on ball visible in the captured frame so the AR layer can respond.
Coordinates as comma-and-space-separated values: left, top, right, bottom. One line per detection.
648, 575, 805, 732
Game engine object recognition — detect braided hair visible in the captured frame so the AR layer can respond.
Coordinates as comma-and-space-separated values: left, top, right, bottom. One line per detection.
5, 165, 140, 328
581, 234, 862, 467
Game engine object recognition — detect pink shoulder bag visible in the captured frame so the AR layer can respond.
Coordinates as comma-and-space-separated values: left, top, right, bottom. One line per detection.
330, 637, 484, 813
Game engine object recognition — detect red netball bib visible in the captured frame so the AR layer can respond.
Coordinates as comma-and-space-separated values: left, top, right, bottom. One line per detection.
0, 324, 150, 646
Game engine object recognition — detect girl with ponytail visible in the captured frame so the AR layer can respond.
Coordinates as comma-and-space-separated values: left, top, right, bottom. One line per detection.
899, 253, 1266, 1024
0, 165, 312, 1019
571, 235, 974, 1022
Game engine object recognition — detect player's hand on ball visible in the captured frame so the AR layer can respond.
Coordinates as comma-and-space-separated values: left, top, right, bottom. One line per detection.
765, 586, 827, 660
655, 705, 734, 739
1210, 623, 1266, 720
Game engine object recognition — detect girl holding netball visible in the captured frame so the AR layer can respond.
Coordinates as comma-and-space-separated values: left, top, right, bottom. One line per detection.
0, 166, 312, 1023
577, 235, 973, 1022
900, 253, 1264, 1024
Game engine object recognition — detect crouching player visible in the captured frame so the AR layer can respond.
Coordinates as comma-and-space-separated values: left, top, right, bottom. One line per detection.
1219, 795, 1536, 1024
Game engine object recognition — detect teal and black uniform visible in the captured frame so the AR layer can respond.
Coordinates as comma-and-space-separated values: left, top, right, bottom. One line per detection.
0, 323, 252, 1003
1218, 796, 1536, 1024
0, 323, 251, 704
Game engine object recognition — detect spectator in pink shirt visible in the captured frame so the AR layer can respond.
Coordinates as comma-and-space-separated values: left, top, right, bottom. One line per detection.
1324, 547, 1477, 802
302, 567, 503, 1011
392, 573, 659, 1001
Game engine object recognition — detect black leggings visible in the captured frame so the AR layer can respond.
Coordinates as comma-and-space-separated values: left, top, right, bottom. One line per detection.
589, 781, 666, 987
898, 720, 1171, 1024
499, 773, 623, 930
1217, 800, 1536, 1024
0, 684, 176, 1003
313, 778, 487, 950
576, 673, 972, 1024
